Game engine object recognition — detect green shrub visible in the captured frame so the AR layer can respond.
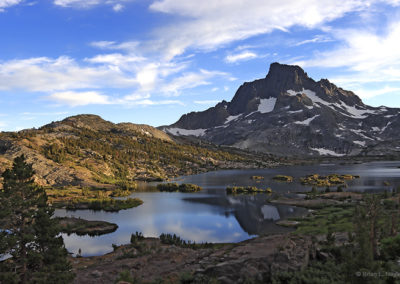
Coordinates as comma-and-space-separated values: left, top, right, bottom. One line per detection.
157, 183, 202, 193
226, 186, 271, 194
272, 175, 293, 182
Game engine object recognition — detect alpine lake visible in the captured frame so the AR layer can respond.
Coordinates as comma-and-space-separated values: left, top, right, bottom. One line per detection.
54, 161, 400, 257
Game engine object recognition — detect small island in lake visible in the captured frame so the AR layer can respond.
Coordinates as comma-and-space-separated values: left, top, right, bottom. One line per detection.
300, 174, 359, 187
226, 186, 272, 194
250, 175, 264, 180
47, 187, 143, 212
272, 175, 294, 182
157, 183, 203, 193
56, 217, 118, 236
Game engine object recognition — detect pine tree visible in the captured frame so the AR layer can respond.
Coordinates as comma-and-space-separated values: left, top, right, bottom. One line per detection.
0, 155, 74, 283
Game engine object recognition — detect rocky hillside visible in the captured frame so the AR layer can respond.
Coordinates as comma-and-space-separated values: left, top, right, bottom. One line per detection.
164, 63, 400, 157
0, 115, 269, 188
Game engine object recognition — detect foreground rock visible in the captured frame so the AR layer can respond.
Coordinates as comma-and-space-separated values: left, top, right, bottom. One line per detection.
72, 234, 314, 283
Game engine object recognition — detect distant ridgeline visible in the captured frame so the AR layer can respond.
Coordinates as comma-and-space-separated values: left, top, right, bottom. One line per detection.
163, 63, 400, 157
0, 114, 268, 189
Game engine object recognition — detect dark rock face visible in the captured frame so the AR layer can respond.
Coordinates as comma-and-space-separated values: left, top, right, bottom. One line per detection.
164, 63, 400, 157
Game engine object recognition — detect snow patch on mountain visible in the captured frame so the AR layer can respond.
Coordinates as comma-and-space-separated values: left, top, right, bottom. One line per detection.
287, 89, 327, 106
166, 128, 207, 137
381, 121, 393, 133
288, 109, 303, 114
257, 97, 277, 113
310, 148, 345, 156
294, 115, 319, 126
338, 103, 376, 119
245, 111, 257, 118
287, 88, 377, 119
350, 129, 374, 140
225, 114, 242, 124
353, 140, 366, 147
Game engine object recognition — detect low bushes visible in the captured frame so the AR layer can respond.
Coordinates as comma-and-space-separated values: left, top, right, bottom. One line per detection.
157, 183, 202, 193
226, 186, 272, 194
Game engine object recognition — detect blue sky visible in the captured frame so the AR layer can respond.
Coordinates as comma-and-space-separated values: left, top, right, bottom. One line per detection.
1, 0, 400, 131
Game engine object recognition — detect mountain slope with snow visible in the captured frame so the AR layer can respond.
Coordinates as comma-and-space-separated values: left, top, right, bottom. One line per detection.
163, 63, 400, 157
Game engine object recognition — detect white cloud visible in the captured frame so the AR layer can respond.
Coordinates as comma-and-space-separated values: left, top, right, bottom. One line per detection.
85, 53, 145, 65
53, 0, 131, 10
122, 93, 150, 101
295, 35, 333, 46
353, 86, 400, 100
48, 91, 112, 106
118, 92, 183, 107
148, 0, 399, 59
225, 51, 258, 63
298, 21, 400, 73
0, 52, 225, 105
160, 69, 227, 96
0, 0, 22, 12
295, 20, 400, 97
90, 40, 139, 52
0, 56, 137, 92
54, 0, 102, 8
46, 90, 183, 107
113, 3, 123, 11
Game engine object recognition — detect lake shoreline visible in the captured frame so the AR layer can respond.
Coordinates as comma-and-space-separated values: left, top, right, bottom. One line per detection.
71, 187, 400, 283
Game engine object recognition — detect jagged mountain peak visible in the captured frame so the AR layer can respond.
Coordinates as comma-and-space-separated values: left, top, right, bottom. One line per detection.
266, 62, 311, 86
164, 62, 400, 157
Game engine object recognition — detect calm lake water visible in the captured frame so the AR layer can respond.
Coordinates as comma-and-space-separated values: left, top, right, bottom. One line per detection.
55, 160, 400, 257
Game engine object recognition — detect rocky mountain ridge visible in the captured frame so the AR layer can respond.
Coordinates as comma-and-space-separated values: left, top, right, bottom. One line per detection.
0, 115, 266, 188
164, 63, 400, 156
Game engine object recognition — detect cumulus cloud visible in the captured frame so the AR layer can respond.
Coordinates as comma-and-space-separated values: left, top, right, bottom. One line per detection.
0, 56, 137, 92
85, 53, 145, 65
148, 0, 396, 59
0, 0, 23, 12
294, 20, 400, 97
352, 86, 400, 100
0, 52, 226, 106
160, 69, 227, 96
298, 21, 400, 74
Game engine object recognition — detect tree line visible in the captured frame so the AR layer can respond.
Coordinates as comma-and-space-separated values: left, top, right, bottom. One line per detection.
0, 155, 74, 283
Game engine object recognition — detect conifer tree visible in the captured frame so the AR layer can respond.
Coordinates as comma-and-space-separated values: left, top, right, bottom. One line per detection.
0, 155, 74, 283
